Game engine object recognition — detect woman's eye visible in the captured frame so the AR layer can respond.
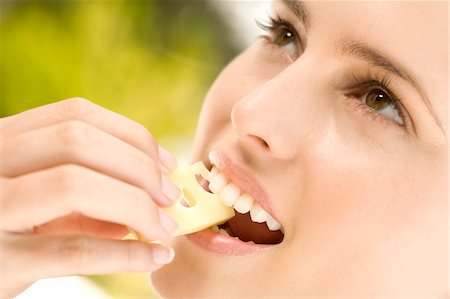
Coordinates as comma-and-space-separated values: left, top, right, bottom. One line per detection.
272, 26, 298, 58
258, 17, 301, 60
362, 88, 404, 125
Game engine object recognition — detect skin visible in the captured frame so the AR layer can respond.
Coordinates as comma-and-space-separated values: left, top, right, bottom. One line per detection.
0, 0, 447, 298
0, 98, 180, 298
152, 0, 448, 297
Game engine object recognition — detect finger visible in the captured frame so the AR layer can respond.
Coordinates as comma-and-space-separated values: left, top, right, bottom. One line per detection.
0, 97, 177, 171
33, 213, 130, 239
0, 165, 177, 240
1, 120, 179, 205
0, 233, 175, 285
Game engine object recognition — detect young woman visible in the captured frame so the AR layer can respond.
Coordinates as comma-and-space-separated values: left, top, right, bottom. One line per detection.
1, 0, 447, 297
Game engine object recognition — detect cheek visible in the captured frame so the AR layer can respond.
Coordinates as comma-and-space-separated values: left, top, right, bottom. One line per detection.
298, 139, 445, 242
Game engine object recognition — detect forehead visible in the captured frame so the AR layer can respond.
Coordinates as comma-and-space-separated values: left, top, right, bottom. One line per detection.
276, 0, 448, 131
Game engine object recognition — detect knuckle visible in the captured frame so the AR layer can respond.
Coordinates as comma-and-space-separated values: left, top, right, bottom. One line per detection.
124, 241, 154, 271
57, 120, 98, 146
0, 180, 14, 229
134, 188, 154, 210
132, 126, 157, 156
0, 182, 8, 229
128, 189, 158, 231
59, 97, 94, 118
0, 137, 10, 159
56, 164, 81, 184
0, 237, 10, 286
136, 152, 157, 177
141, 202, 161, 232
0, 119, 4, 138
0, 234, 30, 287
58, 236, 93, 268
144, 139, 158, 157
53, 165, 84, 204
124, 241, 139, 268
0, 233, 7, 255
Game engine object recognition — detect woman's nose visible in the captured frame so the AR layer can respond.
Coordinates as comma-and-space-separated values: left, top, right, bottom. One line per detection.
230, 66, 327, 161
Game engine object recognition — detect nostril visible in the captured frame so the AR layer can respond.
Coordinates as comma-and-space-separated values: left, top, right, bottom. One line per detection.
247, 134, 270, 150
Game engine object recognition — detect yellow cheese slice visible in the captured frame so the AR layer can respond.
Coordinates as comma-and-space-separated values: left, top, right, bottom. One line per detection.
127, 162, 235, 241
165, 162, 235, 236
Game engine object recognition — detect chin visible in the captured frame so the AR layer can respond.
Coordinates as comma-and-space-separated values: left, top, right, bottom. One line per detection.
151, 229, 286, 297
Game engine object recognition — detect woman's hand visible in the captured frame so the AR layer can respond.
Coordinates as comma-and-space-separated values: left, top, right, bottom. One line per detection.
0, 98, 180, 298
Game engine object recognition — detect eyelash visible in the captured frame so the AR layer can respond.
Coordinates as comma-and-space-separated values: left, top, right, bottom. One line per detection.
256, 14, 407, 129
256, 15, 302, 59
346, 72, 406, 128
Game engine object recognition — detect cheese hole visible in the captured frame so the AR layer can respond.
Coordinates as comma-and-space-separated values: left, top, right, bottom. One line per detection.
196, 174, 213, 193
180, 188, 197, 208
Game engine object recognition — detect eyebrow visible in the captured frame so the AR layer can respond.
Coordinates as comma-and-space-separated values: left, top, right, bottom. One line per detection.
280, 0, 443, 133
338, 37, 426, 96
281, 0, 311, 31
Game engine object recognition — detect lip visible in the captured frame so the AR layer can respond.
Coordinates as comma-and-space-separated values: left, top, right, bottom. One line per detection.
208, 149, 276, 217
185, 148, 281, 256
186, 228, 272, 255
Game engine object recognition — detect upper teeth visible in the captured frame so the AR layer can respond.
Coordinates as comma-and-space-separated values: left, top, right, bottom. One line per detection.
208, 166, 282, 232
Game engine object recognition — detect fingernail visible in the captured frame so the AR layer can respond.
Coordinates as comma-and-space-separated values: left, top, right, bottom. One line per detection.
159, 210, 178, 235
153, 246, 175, 265
158, 145, 178, 172
161, 175, 181, 202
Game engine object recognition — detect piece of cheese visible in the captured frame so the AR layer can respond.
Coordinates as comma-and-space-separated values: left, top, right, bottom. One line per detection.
164, 162, 235, 236
127, 162, 235, 241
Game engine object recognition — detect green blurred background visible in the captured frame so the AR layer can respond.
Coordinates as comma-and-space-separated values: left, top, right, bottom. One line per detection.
0, 0, 239, 153
0, 0, 239, 297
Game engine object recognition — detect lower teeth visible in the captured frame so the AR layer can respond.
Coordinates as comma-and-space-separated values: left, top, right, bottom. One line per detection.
218, 228, 230, 236
211, 225, 234, 238
211, 225, 220, 233
210, 226, 257, 244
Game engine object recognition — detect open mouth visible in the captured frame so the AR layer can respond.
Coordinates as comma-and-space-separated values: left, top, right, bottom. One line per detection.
199, 166, 284, 245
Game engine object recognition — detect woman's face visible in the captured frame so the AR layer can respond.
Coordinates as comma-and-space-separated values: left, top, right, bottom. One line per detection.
153, 1, 448, 296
